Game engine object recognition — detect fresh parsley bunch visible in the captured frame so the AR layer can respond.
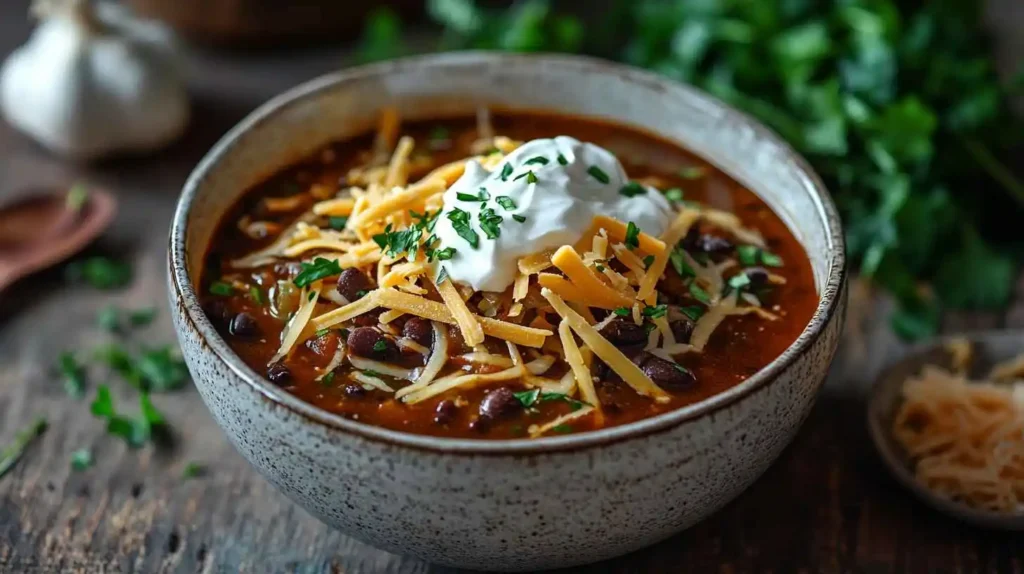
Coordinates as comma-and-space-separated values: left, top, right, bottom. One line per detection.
360, 0, 1023, 339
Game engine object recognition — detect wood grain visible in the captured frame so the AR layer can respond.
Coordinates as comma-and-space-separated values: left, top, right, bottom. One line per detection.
1, 1, 1022, 572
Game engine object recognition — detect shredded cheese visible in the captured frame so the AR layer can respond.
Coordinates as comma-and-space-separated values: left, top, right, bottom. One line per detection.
637, 208, 701, 304
349, 177, 446, 230
271, 281, 323, 364
577, 215, 666, 255
551, 246, 634, 309
385, 136, 414, 188
436, 278, 485, 347
312, 197, 356, 216
558, 319, 602, 421
528, 406, 595, 437
350, 371, 395, 393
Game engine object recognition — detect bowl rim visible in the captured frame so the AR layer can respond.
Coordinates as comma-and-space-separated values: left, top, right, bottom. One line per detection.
169, 51, 847, 455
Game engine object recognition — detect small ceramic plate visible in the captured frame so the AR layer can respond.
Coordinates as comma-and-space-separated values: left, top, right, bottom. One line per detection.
867, 329, 1024, 530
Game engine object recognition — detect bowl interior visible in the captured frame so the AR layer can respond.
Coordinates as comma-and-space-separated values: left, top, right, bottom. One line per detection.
173, 52, 845, 448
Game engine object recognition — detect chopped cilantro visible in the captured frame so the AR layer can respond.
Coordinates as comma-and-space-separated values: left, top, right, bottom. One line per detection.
71, 448, 93, 471
557, 154, 568, 166
689, 283, 711, 304
680, 305, 705, 321
728, 273, 752, 290
328, 216, 348, 230
613, 307, 631, 317
98, 306, 120, 333
624, 221, 641, 249
294, 257, 342, 288
499, 163, 513, 181
456, 189, 489, 202
434, 247, 457, 261
436, 265, 449, 285
514, 170, 539, 184
495, 196, 517, 210
90, 386, 164, 449
372, 224, 421, 258
513, 389, 589, 411
642, 304, 668, 319
478, 207, 504, 240
524, 156, 549, 165
0, 418, 47, 479
737, 245, 783, 267
619, 182, 647, 197
182, 462, 205, 479
129, 308, 157, 327
66, 184, 89, 212
320, 371, 336, 385
372, 340, 388, 352
58, 352, 86, 399
595, 264, 606, 272
249, 286, 266, 306
447, 208, 479, 248
551, 424, 573, 434
66, 257, 132, 290
679, 166, 706, 180
512, 214, 526, 223
669, 248, 696, 277
587, 165, 610, 184
314, 327, 331, 338
664, 188, 684, 202
209, 281, 234, 296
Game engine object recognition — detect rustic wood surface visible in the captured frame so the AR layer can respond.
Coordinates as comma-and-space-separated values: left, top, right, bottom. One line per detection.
1, 1, 1023, 572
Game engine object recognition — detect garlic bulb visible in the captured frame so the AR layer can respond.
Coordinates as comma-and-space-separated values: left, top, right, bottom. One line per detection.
0, 0, 189, 160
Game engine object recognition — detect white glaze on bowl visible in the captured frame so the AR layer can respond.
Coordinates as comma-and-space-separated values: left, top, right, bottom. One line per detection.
168, 53, 847, 571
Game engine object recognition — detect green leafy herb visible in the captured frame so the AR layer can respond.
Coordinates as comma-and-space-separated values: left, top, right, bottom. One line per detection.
320, 371, 336, 386
372, 340, 388, 352
0, 418, 47, 480
679, 167, 705, 180
514, 170, 539, 184
58, 352, 86, 399
328, 216, 348, 231
728, 273, 752, 290
524, 156, 549, 165
595, 264, 606, 272
66, 184, 89, 212
71, 448, 93, 471
434, 247, 457, 261
689, 283, 711, 304
372, 225, 421, 258
587, 165, 610, 184
613, 307, 631, 317
182, 462, 205, 479
98, 306, 120, 333
136, 347, 190, 392
495, 196, 517, 210
294, 257, 343, 288
315, 328, 331, 338
249, 286, 266, 306
456, 190, 489, 202
447, 208, 479, 248
665, 188, 684, 203
619, 182, 647, 198
669, 248, 695, 277
642, 255, 655, 269
129, 308, 157, 327
679, 305, 705, 321
209, 281, 234, 296
737, 245, 784, 268
90, 385, 164, 448
641, 304, 668, 319
436, 265, 450, 285
512, 214, 527, 223
308, 291, 317, 302
499, 163, 514, 181
551, 424, 573, 434
624, 221, 640, 250
66, 257, 132, 290
513, 389, 589, 411
557, 154, 568, 166
478, 207, 504, 240
357, 7, 404, 62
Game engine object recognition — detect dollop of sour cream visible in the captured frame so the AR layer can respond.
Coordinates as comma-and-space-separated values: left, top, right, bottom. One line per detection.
433, 136, 673, 292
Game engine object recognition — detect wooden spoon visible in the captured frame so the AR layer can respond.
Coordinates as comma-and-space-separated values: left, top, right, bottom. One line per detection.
0, 186, 117, 292
867, 329, 1024, 530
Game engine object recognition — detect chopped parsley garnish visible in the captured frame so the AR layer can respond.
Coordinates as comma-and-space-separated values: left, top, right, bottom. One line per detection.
355, 289, 369, 298
689, 283, 712, 304
314, 327, 331, 338
249, 286, 266, 306
209, 281, 234, 296
129, 308, 157, 326
556, 154, 568, 166
680, 305, 705, 321
587, 165, 610, 184
551, 424, 574, 434
411, 210, 440, 233
499, 163, 514, 181
728, 272, 752, 290
66, 184, 89, 212
182, 462, 205, 479
320, 371, 336, 385
679, 166, 706, 179
0, 418, 47, 480
436, 265, 449, 285
58, 352, 86, 399
456, 188, 490, 202
664, 188, 684, 202
624, 221, 641, 249
293, 257, 342, 288
619, 182, 647, 197
512, 214, 526, 223
641, 304, 668, 319
71, 448, 93, 471
642, 255, 655, 269
737, 245, 784, 267
434, 247, 456, 261
613, 307, 631, 317
307, 291, 317, 302
429, 126, 450, 143
595, 264, 605, 272
513, 389, 589, 411
669, 248, 696, 277
90, 386, 165, 449
478, 207, 504, 239
513, 170, 539, 184
372, 340, 388, 352
372, 224, 421, 258
447, 208, 479, 248
362, 369, 382, 378
66, 257, 132, 290
135, 347, 190, 392
524, 156, 549, 165
98, 306, 120, 332
495, 195, 517, 210
328, 216, 348, 230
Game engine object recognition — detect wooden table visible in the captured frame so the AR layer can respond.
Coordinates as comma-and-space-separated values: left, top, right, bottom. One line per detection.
1, 1, 1022, 572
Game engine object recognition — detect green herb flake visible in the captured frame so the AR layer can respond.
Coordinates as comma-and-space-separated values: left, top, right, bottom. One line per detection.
58, 352, 86, 399
182, 462, 205, 479
447, 208, 480, 248
512, 214, 527, 223
665, 188, 684, 202
670, 248, 696, 277
209, 281, 234, 296
129, 308, 157, 327
495, 196, 517, 210
619, 182, 647, 198
478, 207, 504, 240
679, 167, 706, 180
551, 424, 573, 434
314, 328, 331, 338
587, 165, 610, 184
613, 307, 631, 317
66, 257, 132, 290
372, 225, 422, 258
557, 154, 568, 166
320, 371, 336, 386
524, 156, 549, 165
436, 265, 449, 285
624, 221, 641, 250
689, 283, 712, 304
728, 273, 752, 290
514, 170, 539, 184
760, 251, 784, 267
737, 245, 784, 268
642, 255, 655, 269
97, 306, 120, 333
372, 340, 388, 352
328, 216, 348, 231
499, 163, 514, 181
294, 257, 342, 288
595, 264, 605, 272
70, 448, 93, 471
66, 184, 89, 212
680, 305, 705, 321
0, 418, 48, 480
249, 286, 266, 306
434, 247, 457, 261
642, 304, 668, 319
456, 191, 487, 202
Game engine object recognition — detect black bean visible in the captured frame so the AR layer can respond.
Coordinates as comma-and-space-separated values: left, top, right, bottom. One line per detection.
478, 387, 519, 419
402, 317, 433, 348
468, 416, 490, 433
353, 308, 383, 327
433, 399, 457, 425
598, 317, 648, 347
229, 312, 259, 338
745, 266, 770, 288
346, 327, 398, 360
203, 300, 232, 327
266, 363, 292, 386
343, 383, 366, 397
337, 268, 375, 303
670, 318, 695, 343
637, 354, 696, 390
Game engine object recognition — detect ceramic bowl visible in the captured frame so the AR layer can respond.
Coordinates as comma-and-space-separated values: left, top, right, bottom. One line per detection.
168, 53, 847, 571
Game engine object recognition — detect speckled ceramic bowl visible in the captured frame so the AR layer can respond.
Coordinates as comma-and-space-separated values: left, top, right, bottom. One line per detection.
168, 53, 847, 571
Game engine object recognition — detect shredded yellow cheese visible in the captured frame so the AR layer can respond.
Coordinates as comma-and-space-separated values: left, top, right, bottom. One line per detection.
271, 281, 323, 364
558, 319, 602, 422
551, 246, 634, 309
637, 208, 701, 304
312, 197, 356, 216
518, 250, 556, 275
436, 278, 485, 347
349, 177, 446, 230
578, 215, 666, 255
385, 136, 415, 188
